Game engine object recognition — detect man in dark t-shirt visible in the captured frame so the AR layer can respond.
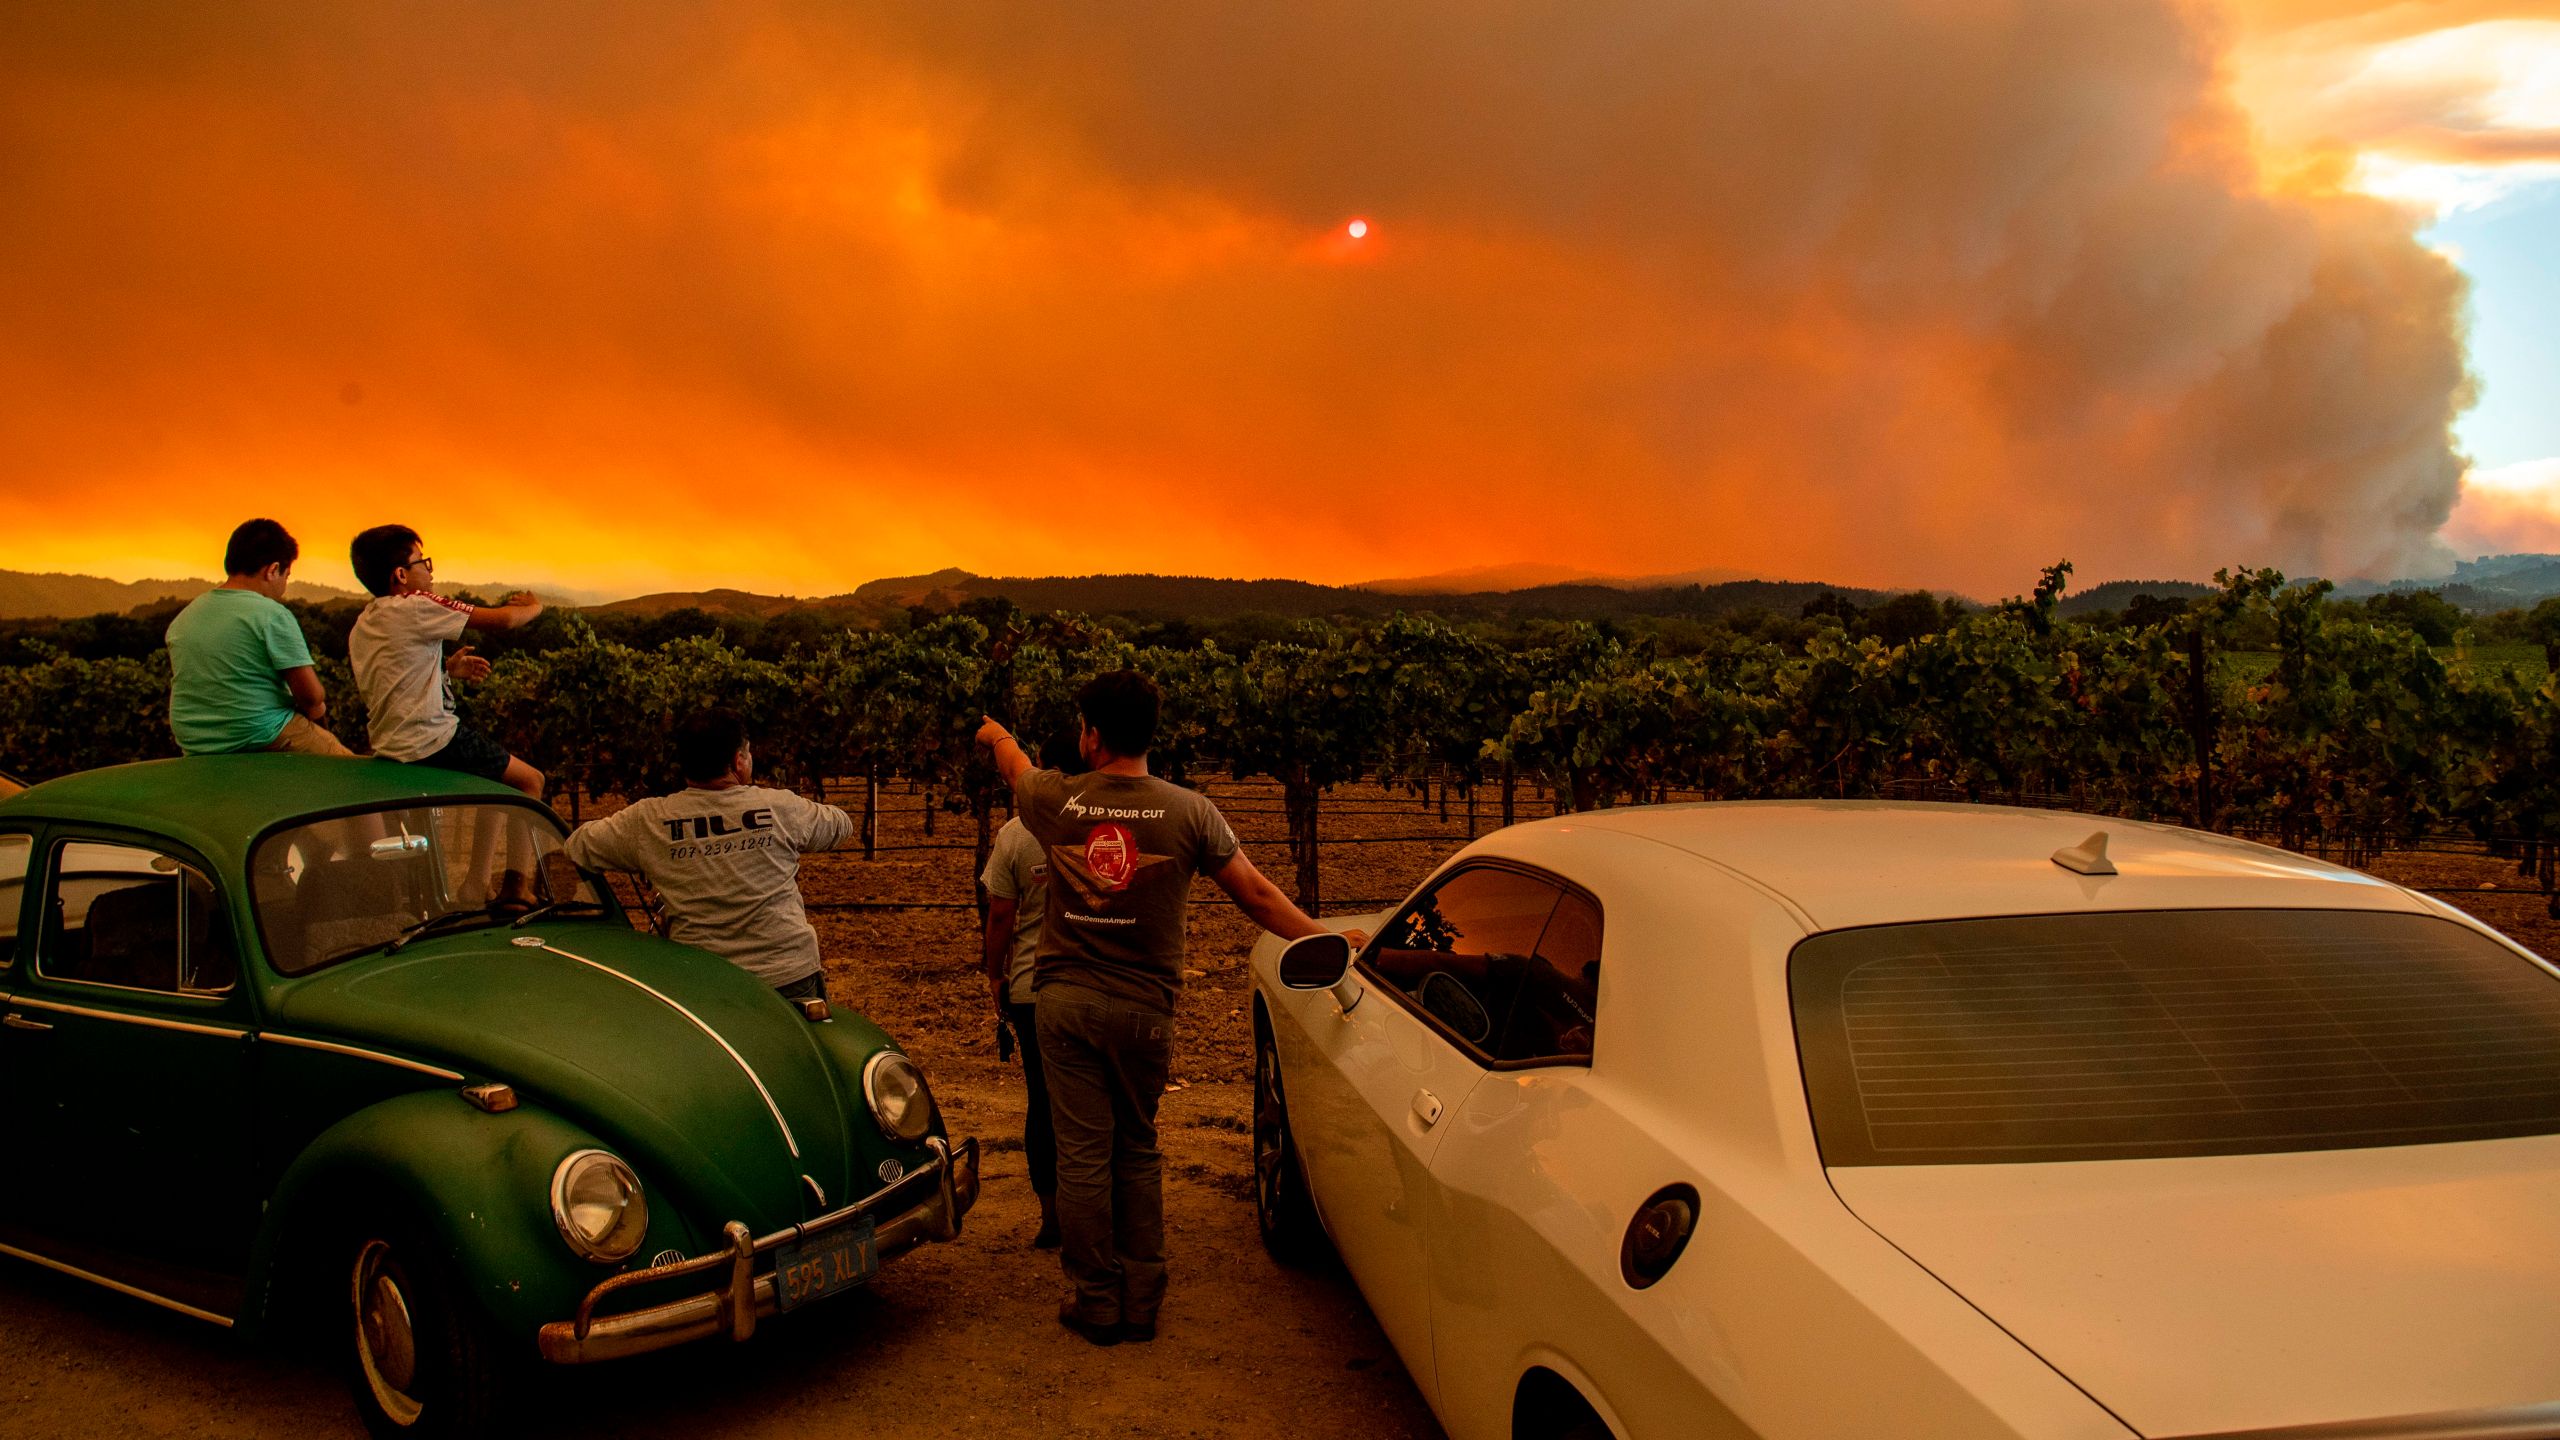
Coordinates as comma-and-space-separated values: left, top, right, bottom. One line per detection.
978, 669, 1352, 1345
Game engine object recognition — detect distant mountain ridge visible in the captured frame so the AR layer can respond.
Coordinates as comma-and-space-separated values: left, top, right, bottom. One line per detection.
0, 569, 601, 621
1357, 562, 1756, 594
0, 570, 363, 620
836, 568, 1891, 622
12, 554, 2559, 625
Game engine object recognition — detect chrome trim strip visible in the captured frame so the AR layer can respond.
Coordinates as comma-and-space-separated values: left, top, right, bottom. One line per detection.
2172, 1407, 2560, 1440
260, 1033, 466, 1081
10, 995, 245, 1039
0, 1241, 233, 1327
538, 943, 800, 1158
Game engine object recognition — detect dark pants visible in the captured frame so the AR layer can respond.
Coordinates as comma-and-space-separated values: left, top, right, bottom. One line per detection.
774, 972, 825, 1002
1005, 1001, 1058, 1199
1035, 983, 1170, 1326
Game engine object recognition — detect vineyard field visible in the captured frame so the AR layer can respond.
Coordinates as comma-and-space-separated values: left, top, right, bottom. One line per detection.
6, 565, 2560, 921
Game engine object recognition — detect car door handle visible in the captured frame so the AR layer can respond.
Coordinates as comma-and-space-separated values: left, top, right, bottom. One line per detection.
1411, 1090, 1443, 1128
2, 1013, 52, 1032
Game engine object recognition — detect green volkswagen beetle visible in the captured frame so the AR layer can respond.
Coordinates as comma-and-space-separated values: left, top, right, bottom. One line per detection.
0, 755, 978, 1436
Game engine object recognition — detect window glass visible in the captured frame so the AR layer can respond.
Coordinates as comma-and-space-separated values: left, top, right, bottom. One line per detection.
39, 840, 234, 995
253, 803, 601, 975
183, 867, 237, 993
1493, 890, 1603, 1062
1791, 910, 2560, 1166
0, 833, 30, 962
1368, 867, 1597, 1063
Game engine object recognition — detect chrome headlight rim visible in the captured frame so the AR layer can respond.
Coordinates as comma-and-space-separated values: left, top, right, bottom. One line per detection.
549, 1148, 649, 1266
861, 1049, 938, 1144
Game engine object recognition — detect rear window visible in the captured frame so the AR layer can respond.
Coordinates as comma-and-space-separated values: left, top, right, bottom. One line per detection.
1790, 910, 2560, 1166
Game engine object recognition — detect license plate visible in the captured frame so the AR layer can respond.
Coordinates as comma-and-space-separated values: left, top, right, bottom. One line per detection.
774, 1218, 877, 1312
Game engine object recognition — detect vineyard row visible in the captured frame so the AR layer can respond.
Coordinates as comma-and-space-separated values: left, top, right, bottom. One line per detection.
5, 565, 2557, 916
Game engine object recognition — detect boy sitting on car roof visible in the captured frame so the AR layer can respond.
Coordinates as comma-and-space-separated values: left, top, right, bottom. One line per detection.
165, 518, 353, 758
562, 709, 858, 1005
346, 523, 546, 797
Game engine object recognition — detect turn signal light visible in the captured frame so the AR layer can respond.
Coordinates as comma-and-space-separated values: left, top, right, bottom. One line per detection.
799, 999, 831, 1023
462, 1083, 518, 1114
1619, 1183, 1700, 1289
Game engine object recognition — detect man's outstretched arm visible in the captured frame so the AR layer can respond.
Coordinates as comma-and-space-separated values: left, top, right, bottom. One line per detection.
1209, 849, 1368, 948
975, 716, 1036, 787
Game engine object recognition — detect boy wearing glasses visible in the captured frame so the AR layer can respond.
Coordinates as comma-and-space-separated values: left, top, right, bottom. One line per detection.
347, 524, 547, 797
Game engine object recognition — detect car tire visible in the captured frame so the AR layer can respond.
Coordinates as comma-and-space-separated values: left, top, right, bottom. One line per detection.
341, 1217, 515, 1439
1254, 1013, 1330, 1266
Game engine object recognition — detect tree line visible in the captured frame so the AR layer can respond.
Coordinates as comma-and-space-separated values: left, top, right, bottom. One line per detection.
5, 564, 2558, 916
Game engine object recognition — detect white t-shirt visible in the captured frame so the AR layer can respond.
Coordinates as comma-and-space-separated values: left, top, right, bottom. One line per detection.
978, 817, 1047, 1005
564, 785, 856, 986
349, 591, 474, 761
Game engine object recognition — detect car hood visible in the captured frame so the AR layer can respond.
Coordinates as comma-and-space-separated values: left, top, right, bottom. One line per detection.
1828, 1136, 2560, 1437
269, 922, 883, 1234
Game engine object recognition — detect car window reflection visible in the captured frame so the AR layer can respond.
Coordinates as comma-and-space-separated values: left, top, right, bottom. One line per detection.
1367, 867, 1602, 1065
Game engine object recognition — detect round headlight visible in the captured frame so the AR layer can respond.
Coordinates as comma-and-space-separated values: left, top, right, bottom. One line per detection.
550, 1150, 649, 1265
863, 1051, 938, 1144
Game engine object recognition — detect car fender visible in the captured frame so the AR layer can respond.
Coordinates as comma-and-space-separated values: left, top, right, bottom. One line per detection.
1511, 1352, 1633, 1440
243, 1089, 705, 1344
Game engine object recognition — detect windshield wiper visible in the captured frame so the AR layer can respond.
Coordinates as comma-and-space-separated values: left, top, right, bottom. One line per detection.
385, 905, 502, 955
511, 898, 609, 929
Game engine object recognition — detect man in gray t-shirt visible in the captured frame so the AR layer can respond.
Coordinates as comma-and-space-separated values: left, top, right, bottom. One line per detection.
978, 669, 1352, 1345
565, 710, 854, 1000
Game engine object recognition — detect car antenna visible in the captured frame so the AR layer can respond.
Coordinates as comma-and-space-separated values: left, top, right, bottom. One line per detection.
2051, 831, 2117, 876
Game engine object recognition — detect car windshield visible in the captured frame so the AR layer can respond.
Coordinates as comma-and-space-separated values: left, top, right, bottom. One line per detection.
252, 803, 608, 976
1790, 909, 2560, 1166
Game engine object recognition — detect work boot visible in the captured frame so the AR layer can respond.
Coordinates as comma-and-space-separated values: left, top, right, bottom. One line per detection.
1057, 1296, 1120, 1348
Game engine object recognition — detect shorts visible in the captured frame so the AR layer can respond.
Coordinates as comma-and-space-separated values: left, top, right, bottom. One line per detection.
264, 713, 357, 758
411, 724, 513, 782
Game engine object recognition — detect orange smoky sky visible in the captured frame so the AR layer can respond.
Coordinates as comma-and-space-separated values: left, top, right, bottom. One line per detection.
0, 2, 2494, 597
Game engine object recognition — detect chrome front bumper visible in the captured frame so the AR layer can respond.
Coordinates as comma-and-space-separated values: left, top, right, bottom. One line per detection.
536, 1134, 980, 1365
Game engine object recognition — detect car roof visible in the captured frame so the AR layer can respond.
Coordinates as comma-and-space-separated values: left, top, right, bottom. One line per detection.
0, 756, 533, 870
1502, 800, 2428, 931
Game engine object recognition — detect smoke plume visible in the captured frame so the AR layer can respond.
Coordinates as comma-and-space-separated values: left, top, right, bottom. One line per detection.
0, 1, 2478, 593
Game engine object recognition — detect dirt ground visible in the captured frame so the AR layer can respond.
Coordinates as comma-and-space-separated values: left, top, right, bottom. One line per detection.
0, 779, 2554, 1439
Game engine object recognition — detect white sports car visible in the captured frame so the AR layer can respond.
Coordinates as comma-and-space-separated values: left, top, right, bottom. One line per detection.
1249, 802, 2560, 1440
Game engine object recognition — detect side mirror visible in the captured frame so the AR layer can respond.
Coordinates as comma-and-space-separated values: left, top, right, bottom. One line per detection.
1277, 931, 1364, 1015
1278, 932, 1353, 989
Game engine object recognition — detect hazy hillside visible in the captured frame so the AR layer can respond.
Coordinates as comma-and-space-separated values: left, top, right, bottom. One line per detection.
592, 587, 866, 620
1358, 562, 1756, 594
19, 555, 2549, 629
0, 570, 362, 620
0, 569, 612, 620
2054, 579, 2217, 618
837, 569, 1891, 623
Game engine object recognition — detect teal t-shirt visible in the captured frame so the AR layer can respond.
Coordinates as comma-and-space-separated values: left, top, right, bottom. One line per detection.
165, 588, 314, 754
